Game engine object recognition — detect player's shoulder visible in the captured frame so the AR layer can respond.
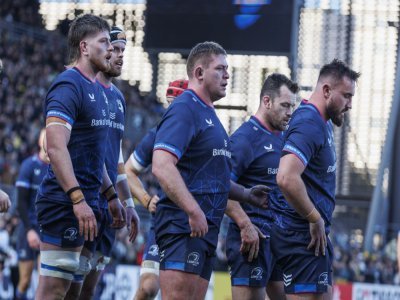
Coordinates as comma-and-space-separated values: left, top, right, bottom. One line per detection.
291, 101, 325, 127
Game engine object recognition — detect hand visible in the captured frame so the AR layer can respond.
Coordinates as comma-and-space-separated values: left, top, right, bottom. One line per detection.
73, 200, 97, 241
307, 218, 327, 256
0, 189, 11, 212
108, 198, 127, 229
125, 207, 140, 242
27, 229, 40, 250
245, 185, 270, 208
188, 206, 208, 238
147, 195, 159, 213
239, 223, 266, 262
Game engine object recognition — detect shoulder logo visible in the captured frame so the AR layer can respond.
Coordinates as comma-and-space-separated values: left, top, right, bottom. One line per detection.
205, 118, 214, 126
253, 126, 258, 131
264, 144, 273, 152
192, 97, 198, 102
88, 93, 95, 102
283, 273, 292, 287
34, 168, 41, 176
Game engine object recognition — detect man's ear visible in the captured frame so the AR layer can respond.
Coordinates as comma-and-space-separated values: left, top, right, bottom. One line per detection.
263, 95, 271, 109
322, 83, 331, 99
194, 66, 204, 80
80, 40, 88, 57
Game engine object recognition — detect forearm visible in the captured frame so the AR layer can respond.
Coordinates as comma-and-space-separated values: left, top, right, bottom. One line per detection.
228, 180, 248, 203
153, 162, 199, 215
116, 163, 134, 205
16, 187, 32, 229
48, 145, 79, 191
125, 160, 151, 207
225, 200, 252, 229
278, 174, 320, 221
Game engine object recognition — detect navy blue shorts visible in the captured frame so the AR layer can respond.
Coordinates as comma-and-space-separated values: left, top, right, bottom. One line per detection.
143, 224, 159, 262
157, 233, 216, 281
36, 198, 100, 249
16, 224, 39, 261
84, 207, 116, 256
226, 223, 275, 287
270, 225, 333, 294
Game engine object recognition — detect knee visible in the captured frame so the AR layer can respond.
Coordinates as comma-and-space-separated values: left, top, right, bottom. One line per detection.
141, 277, 160, 298
40, 250, 80, 281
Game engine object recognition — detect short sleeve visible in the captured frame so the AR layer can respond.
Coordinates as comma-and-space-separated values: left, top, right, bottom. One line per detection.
282, 118, 324, 166
15, 159, 33, 188
154, 102, 196, 160
46, 81, 80, 126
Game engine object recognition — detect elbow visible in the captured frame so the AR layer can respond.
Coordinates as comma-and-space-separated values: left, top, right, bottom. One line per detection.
277, 170, 290, 192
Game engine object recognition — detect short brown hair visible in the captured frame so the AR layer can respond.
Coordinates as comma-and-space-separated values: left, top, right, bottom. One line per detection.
186, 41, 227, 78
68, 14, 110, 64
318, 58, 360, 85
260, 73, 299, 101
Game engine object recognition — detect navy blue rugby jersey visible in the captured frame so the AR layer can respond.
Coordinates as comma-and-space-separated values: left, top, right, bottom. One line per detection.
16, 154, 48, 226
99, 82, 126, 208
38, 67, 110, 205
229, 116, 284, 235
130, 127, 156, 171
276, 100, 336, 233
153, 89, 231, 244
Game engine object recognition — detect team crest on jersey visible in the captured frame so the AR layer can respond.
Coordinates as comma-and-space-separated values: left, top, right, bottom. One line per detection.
148, 244, 159, 256
63, 227, 78, 241
187, 252, 200, 266
116, 99, 124, 113
250, 267, 263, 280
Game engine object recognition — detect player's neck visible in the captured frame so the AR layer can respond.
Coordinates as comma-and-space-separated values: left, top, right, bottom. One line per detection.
308, 92, 329, 121
74, 60, 99, 82
96, 72, 112, 87
189, 86, 214, 107
254, 111, 279, 133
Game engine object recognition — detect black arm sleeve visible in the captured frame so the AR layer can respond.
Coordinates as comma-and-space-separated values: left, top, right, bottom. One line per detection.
16, 186, 33, 231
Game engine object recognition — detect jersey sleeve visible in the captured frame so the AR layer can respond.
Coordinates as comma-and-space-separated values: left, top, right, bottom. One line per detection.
154, 102, 196, 160
229, 133, 254, 182
130, 129, 156, 171
15, 159, 33, 188
45, 81, 80, 126
282, 117, 324, 166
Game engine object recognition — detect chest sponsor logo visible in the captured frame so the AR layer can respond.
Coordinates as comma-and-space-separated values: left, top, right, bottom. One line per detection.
63, 227, 78, 241
267, 168, 278, 175
187, 252, 200, 266
264, 144, 273, 152
88, 93, 95, 102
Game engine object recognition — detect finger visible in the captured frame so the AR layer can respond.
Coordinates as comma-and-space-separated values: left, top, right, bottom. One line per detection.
322, 236, 327, 256
314, 238, 320, 256
122, 207, 127, 222
307, 238, 315, 251
89, 218, 95, 241
84, 219, 89, 241
248, 245, 255, 262
79, 218, 84, 236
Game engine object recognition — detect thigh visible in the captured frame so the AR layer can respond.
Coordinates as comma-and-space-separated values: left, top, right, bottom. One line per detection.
17, 224, 39, 261
270, 227, 331, 294
157, 233, 215, 281
227, 224, 272, 287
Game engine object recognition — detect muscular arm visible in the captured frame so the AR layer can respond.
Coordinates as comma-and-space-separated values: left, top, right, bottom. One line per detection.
277, 153, 326, 255
152, 149, 207, 237
276, 154, 315, 218
229, 180, 269, 208
125, 158, 152, 208
46, 123, 79, 191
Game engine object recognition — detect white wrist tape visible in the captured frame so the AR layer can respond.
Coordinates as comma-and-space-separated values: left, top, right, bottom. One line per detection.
123, 197, 135, 208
